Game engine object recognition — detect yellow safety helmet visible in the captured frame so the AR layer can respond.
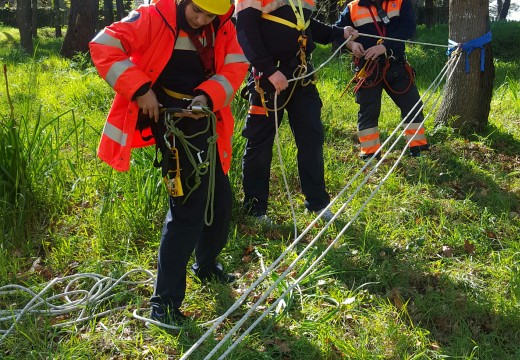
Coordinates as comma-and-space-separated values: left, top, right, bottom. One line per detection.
192, 0, 231, 15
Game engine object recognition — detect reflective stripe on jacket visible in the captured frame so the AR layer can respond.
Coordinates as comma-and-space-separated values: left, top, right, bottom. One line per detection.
348, 0, 403, 28
89, 0, 248, 173
336, 0, 415, 58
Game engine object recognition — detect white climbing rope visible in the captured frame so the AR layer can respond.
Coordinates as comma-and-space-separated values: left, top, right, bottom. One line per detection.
358, 32, 451, 48
184, 41, 462, 359
0, 267, 154, 343
209, 51, 463, 360
1, 33, 462, 360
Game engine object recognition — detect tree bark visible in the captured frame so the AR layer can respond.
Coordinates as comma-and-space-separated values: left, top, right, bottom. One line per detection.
54, 0, 62, 38
15, 0, 33, 54
496, 0, 503, 20
434, 0, 494, 133
60, 0, 98, 58
116, 0, 125, 20
103, 0, 114, 27
31, 0, 37, 38
424, 0, 434, 28
498, 0, 511, 20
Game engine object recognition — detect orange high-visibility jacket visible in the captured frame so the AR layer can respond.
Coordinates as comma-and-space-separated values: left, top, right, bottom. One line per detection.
90, 0, 248, 173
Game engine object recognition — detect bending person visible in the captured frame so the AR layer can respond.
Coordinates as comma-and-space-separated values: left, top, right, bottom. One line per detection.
90, 0, 248, 325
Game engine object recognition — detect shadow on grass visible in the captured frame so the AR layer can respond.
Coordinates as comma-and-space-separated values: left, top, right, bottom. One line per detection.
172, 277, 324, 360
0, 32, 63, 63
402, 124, 520, 216
320, 228, 520, 359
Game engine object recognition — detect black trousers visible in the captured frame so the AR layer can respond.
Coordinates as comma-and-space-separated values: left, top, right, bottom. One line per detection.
242, 75, 330, 216
149, 109, 232, 310
356, 61, 424, 132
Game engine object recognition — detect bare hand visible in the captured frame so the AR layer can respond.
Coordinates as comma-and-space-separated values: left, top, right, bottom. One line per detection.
343, 26, 359, 40
268, 71, 288, 95
348, 42, 365, 58
364, 44, 386, 61
136, 89, 162, 122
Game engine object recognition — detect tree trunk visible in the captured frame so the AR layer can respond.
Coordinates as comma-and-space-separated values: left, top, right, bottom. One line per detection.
498, 0, 511, 20
424, 0, 434, 28
31, 0, 37, 38
116, 0, 124, 20
103, 0, 114, 27
434, 0, 494, 133
496, 0, 503, 20
54, 0, 61, 38
60, 0, 98, 58
15, 0, 33, 54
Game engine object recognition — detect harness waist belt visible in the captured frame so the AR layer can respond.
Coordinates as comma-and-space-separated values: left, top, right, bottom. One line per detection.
161, 86, 194, 100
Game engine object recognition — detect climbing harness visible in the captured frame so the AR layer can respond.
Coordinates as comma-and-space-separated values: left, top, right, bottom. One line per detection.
342, 54, 415, 96
260, 0, 309, 31
162, 106, 218, 226
254, 0, 315, 113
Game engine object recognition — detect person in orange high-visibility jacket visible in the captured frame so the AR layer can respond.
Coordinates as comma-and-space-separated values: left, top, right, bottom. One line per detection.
90, 0, 248, 325
336, 0, 429, 160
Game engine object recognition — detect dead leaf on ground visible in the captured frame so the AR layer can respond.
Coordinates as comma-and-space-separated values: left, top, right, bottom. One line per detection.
463, 239, 476, 254
429, 342, 441, 350
243, 245, 254, 255
485, 230, 497, 239
274, 339, 291, 353
441, 245, 453, 258
389, 288, 404, 310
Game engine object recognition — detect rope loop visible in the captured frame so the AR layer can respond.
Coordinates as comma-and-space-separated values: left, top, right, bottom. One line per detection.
164, 106, 218, 225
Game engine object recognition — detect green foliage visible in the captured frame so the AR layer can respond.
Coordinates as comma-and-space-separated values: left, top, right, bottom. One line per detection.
1, 24, 520, 360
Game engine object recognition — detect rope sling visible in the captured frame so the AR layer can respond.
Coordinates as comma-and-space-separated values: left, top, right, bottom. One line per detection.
162, 107, 218, 226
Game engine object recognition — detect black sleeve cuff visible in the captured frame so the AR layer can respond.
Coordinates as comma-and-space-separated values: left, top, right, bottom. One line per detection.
132, 82, 152, 101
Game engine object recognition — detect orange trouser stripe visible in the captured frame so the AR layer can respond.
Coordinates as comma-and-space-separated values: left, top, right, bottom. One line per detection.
404, 127, 425, 136
360, 144, 381, 155
359, 132, 380, 143
409, 138, 428, 147
248, 105, 267, 115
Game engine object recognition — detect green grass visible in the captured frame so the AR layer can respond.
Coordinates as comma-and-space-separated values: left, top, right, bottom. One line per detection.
1, 22, 520, 359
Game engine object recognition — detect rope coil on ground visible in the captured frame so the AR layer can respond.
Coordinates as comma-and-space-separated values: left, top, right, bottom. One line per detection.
0, 268, 154, 343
